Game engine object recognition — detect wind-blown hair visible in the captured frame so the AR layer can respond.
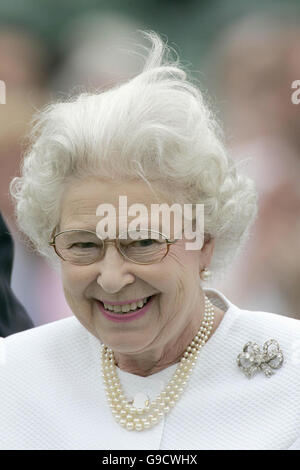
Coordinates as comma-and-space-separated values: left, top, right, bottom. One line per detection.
10, 31, 257, 277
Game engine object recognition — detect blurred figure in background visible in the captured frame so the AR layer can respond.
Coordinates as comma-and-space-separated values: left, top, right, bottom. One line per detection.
0, 212, 34, 336
51, 11, 146, 93
0, 25, 72, 326
205, 11, 300, 318
0, 26, 48, 218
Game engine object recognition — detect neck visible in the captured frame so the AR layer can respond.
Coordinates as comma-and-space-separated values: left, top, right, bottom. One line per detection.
111, 295, 224, 377
113, 318, 202, 377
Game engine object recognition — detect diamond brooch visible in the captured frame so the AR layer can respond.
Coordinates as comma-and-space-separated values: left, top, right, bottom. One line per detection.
237, 339, 284, 378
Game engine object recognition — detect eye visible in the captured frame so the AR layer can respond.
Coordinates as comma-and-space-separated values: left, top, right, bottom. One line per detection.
69, 242, 98, 249
131, 239, 157, 247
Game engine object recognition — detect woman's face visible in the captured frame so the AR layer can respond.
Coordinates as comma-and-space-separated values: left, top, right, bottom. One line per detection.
59, 177, 214, 356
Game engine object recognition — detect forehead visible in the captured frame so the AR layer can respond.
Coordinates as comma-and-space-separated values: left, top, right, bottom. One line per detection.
59, 177, 171, 231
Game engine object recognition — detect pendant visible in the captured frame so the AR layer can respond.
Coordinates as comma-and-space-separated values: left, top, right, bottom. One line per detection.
129, 392, 150, 410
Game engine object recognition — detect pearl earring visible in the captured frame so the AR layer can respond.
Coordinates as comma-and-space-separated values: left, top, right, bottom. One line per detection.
200, 267, 212, 281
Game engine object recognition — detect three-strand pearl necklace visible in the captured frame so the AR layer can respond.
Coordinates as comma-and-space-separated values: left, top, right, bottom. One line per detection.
101, 295, 215, 431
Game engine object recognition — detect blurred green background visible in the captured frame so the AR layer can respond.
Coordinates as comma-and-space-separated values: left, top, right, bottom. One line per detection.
1, 0, 299, 68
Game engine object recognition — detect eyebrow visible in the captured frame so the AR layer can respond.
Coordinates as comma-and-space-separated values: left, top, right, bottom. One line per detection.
60, 222, 172, 236
60, 223, 97, 232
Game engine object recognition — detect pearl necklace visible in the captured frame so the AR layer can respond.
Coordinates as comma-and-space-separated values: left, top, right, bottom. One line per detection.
101, 295, 215, 431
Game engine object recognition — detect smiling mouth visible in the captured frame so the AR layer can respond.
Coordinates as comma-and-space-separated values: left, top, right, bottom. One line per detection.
98, 296, 154, 315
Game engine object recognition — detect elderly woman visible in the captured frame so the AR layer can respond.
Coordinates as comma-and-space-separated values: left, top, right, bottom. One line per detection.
1, 32, 299, 450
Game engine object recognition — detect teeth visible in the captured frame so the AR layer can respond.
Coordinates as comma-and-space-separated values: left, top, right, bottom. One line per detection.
114, 305, 122, 313
103, 297, 149, 313
121, 305, 131, 313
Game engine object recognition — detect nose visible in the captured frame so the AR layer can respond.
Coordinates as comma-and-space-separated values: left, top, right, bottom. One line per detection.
96, 244, 135, 293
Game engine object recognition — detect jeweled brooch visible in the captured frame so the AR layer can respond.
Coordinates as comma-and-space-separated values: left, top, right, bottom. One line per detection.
237, 339, 284, 378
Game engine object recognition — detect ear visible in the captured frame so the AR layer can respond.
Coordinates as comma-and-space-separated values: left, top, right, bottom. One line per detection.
200, 236, 215, 268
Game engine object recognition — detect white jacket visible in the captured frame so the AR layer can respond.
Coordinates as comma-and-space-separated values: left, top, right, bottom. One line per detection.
0, 288, 299, 450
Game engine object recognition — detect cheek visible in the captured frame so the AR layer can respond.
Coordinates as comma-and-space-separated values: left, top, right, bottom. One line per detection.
145, 246, 199, 310
61, 264, 96, 332
182, 249, 201, 277
166, 244, 200, 281
61, 263, 93, 299
162, 246, 200, 304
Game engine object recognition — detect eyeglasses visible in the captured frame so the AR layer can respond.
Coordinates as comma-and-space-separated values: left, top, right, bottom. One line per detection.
49, 228, 178, 265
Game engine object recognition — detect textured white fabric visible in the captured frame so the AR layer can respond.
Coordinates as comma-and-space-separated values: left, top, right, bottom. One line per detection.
0, 288, 299, 450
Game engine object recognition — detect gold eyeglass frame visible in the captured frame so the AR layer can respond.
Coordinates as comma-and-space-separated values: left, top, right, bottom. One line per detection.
48, 227, 178, 265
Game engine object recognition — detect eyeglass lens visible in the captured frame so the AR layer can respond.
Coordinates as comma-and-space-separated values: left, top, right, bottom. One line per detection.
54, 230, 168, 264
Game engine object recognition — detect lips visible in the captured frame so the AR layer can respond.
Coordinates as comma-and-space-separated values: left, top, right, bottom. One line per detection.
96, 295, 156, 323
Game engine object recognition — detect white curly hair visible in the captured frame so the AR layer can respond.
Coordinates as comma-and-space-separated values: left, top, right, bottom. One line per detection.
10, 30, 257, 278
